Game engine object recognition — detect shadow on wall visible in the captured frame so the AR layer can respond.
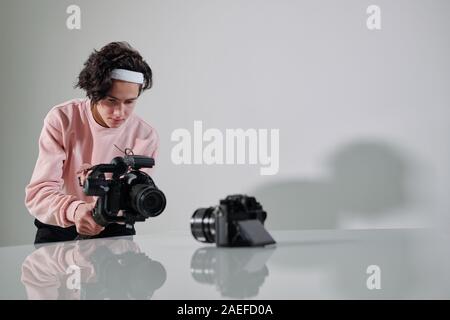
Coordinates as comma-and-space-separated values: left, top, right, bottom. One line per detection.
252, 141, 412, 230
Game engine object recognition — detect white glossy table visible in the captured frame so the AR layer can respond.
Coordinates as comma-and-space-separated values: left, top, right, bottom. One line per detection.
1, 229, 449, 299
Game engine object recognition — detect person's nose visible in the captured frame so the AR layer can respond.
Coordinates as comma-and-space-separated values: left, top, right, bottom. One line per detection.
113, 104, 125, 118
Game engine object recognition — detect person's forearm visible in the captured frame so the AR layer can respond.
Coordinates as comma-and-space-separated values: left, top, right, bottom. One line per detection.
25, 182, 85, 227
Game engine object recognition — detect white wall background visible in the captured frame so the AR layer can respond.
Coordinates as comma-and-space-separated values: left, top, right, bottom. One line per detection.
1, 0, 449, 246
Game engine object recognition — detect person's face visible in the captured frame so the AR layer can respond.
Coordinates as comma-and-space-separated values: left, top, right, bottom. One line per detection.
96, 80, 140, 128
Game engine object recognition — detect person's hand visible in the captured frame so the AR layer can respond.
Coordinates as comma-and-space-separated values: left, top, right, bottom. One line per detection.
76, 163, 92, 187
74, 202, 105, 236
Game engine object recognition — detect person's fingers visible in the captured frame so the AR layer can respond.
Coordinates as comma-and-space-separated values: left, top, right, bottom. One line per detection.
78, 215, 98, 232
85, 212, 101, 229
75, 201, 104, 236
85, 213, 104, 231
83, 202, 96, 218
86, 202, 96, 210
77, 227, 94, 236
76, 164, 92, 186
78, 173, 88, 185
83, 203, 104, 234
86, 226, 104, 235
81, 215, 97, 231
78, 224, 103, 236
94, 225, 105, 234
85, 220, 97, 231
76, 163, 92, 174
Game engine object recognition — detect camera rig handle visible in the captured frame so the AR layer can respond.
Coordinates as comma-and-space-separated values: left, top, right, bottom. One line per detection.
85, 155, 155, 180
82, 155, 154, 193
123, 155, 154, 169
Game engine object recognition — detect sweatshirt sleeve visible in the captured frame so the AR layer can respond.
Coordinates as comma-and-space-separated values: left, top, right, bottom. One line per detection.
24, 109, 85, 227
150, 128, 159, 160
140, 127, 160, 177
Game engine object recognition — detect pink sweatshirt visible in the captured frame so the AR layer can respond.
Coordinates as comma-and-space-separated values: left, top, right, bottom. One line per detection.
25, 98, 159, 228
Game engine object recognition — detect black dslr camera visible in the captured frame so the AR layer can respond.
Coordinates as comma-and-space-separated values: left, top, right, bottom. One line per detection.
190, 195, 276, 247
82, 155, 166, 227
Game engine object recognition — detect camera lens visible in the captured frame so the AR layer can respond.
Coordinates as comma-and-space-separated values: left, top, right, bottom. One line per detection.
190, 208, 216, 243
130, 184, 166, 218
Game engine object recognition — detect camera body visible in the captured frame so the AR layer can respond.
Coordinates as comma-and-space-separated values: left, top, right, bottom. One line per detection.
191, 195, 276, 247
82, 155, 166, 227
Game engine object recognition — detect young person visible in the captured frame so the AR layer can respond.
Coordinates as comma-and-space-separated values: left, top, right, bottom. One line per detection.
25, 42, 159, 244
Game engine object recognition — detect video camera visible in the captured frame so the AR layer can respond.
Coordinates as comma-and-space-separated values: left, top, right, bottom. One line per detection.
81, 155, 166, 227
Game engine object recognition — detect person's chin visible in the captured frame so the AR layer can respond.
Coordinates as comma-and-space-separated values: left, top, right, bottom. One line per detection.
108, 120, 124, 128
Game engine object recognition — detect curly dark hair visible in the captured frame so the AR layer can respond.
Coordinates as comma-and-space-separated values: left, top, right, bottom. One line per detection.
75, 41, 152, 104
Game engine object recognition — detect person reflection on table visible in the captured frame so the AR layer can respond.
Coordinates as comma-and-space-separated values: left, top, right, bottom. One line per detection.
21, 238, 166, 300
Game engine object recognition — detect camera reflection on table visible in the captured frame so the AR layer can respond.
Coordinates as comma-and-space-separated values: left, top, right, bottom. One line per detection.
21, 237, 166, 300
190, 246, 275, 298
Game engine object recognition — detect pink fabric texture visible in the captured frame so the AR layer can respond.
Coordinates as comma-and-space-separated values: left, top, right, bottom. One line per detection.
25, 98, 159, 227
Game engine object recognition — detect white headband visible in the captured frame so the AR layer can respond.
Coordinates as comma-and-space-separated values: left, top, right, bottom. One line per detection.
110, 68, 144, 85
